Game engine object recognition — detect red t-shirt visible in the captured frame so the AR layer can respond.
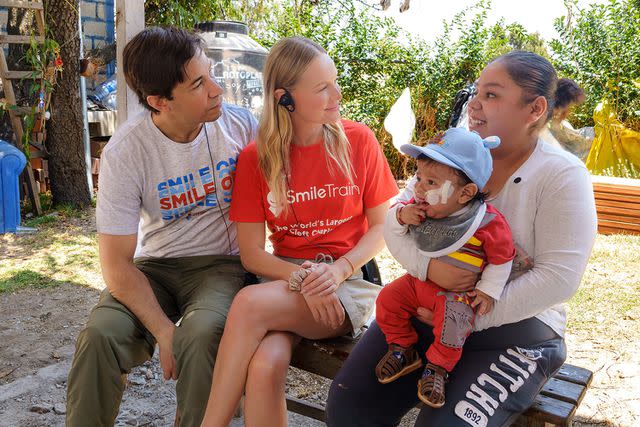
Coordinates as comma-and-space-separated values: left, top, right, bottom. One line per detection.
230, 120, 398, 259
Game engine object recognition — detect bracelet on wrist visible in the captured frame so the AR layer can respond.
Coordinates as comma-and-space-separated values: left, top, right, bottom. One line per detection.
289, 267, 311, 292
396, 205, 406, 225
339, 256, 356, 278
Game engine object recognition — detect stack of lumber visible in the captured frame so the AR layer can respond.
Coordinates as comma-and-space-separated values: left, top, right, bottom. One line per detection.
592, 175, 640, 235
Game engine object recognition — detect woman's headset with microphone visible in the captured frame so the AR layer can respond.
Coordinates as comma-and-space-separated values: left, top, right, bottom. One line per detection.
278, 89, 296, 112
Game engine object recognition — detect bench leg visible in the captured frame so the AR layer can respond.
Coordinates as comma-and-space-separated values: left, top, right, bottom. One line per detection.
285, 395, 326, 422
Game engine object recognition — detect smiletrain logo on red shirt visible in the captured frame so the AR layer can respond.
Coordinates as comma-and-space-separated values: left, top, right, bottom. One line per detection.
266, 183, 361, 216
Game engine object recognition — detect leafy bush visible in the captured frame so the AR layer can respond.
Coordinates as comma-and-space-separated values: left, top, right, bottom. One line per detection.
149, 0, 638, 177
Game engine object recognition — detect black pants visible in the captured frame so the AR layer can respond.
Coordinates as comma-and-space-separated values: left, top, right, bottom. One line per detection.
326, 317, 566, 427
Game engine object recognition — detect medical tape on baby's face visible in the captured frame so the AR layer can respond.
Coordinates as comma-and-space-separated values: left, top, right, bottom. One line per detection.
425, 180, 454, 205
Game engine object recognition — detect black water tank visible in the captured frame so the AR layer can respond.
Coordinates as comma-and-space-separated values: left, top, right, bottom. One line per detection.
196, 21, 268, 118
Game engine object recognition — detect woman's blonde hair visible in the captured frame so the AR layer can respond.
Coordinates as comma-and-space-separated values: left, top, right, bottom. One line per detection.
257, 36, 353, 216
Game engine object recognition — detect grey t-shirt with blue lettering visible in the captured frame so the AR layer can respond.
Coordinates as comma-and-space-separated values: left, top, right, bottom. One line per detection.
96, 103, 257, 258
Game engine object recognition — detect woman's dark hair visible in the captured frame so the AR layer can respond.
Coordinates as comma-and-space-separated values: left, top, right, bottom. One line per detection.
555, 78, 585, 110
416, 155, 487, 203
492, 51, 558, 124
123, 26, 205, 113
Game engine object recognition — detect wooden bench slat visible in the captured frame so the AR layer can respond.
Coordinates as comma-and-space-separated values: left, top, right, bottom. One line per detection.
522, 393, 576, 426
594, 188, 640, 200
597, 225, 639, 235
291, 337, 355, 379
597, 216, 640, 232
596, 205, 640, 219
593, 186, 640, 198
553, 364, 593, 387
539, 377, 586, 405
594, 195, 640, 207
592, 179, 640, 196
595, 197, 640, 209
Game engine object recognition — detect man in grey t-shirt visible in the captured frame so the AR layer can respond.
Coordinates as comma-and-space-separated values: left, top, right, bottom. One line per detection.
66, 27, 257, 427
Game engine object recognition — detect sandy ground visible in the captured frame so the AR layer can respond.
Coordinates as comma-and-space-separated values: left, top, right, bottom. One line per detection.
1, 279, 637, 426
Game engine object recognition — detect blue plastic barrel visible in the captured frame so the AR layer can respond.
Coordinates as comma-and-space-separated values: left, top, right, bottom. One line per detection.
0, 139, 27, 233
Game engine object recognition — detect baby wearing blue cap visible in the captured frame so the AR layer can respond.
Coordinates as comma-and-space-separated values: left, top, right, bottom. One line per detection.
375, 127, 516, 408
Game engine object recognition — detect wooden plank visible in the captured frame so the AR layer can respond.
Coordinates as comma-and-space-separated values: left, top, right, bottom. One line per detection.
596, 215, 640, 231
594, 188, 640, 199
4, 70, 42, 79
594, 190, 640, 201
596, 205, 640, 219
598, 225, 639, 235
0, 0, 43, 9
0, 49, 24, 145
554, 364, 593, 388
10, 106, 41, 115
592, 184, 640, 198
0, 34, 45, 44
33, 3, 45, 35
290, 337, 356, 379
595, 198, 640, 209
23, 164, 42, 214
285, 396, 326, 422
522, 393, 576, 426
598, 226, 640, 236
28, 149, 45, 159
594, 191, 640, 204
539, 377, 585, 405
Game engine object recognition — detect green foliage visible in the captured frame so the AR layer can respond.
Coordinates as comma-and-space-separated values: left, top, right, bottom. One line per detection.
485, 22, 549, 59
550, 0, 640, 130
1, 30, 64, 158
146, 0, 638, 178
247, 1, 501, 177
145, 0, 270, 32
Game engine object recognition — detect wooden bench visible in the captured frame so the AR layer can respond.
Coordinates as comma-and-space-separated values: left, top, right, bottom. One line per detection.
592, 175, 640, 235
287, 335, 593, 426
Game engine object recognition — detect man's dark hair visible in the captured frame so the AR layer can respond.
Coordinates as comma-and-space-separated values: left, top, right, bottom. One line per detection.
123, 26, 205, 113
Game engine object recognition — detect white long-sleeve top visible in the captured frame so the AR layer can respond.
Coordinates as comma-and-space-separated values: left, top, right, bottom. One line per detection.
391, 139, 598, 337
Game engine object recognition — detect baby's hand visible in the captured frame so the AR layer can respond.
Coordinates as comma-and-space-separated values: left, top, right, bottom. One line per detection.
467, 289, 494, 315
397, 204, 426, 225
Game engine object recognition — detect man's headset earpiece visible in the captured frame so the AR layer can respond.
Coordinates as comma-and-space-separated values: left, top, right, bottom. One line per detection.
278, 89, 295, 112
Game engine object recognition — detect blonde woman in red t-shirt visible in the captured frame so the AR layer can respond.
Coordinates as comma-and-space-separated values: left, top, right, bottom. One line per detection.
200, 37, 398, 427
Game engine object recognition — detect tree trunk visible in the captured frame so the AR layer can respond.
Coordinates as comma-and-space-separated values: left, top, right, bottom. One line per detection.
44, 0, 90, 207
